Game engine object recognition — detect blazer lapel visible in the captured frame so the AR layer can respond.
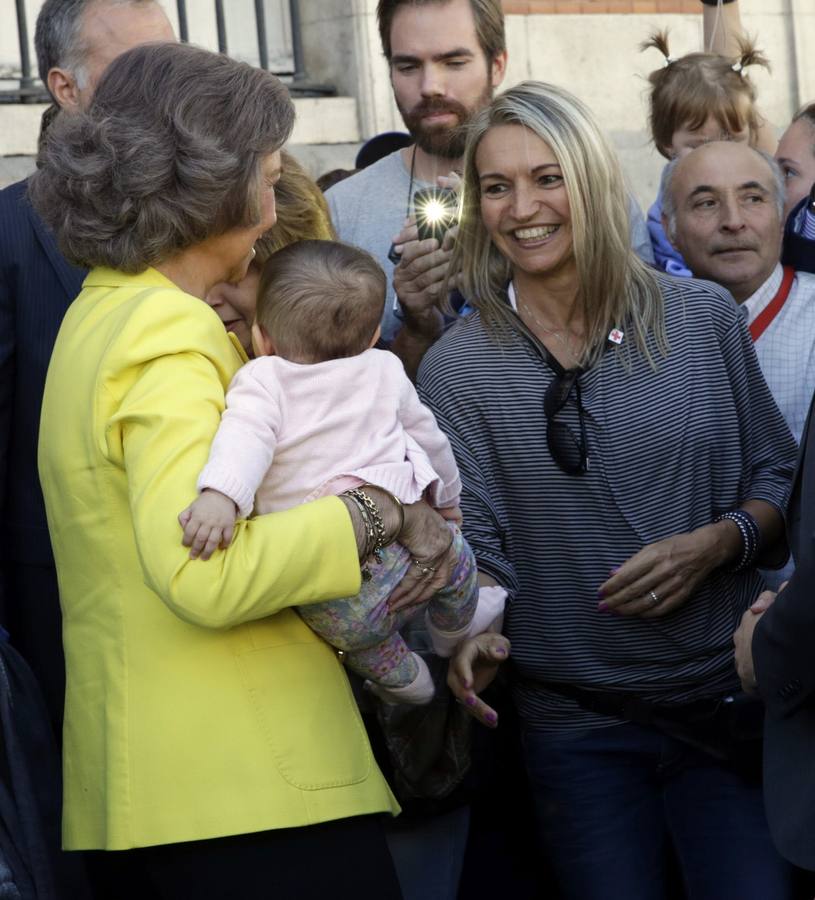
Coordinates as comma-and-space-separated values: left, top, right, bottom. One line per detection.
786, 392, 815, 536
25, 196, 86, 300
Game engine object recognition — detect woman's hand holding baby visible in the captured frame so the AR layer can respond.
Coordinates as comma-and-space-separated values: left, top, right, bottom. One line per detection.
438, 506, 463, 525
179, 489, 238, 560
387, 500, 458, 613
339, 489, 455, 608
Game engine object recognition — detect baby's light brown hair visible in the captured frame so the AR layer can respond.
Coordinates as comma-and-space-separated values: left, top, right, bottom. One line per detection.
256, 240, 386, 364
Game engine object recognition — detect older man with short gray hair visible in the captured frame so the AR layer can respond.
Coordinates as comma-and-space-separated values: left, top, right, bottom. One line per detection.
663, 140, 815, 446
35, 0, 173, 111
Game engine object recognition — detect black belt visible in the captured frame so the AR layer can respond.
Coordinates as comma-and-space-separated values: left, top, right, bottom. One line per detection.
537, 681, 763, 782
540, 681, 727, 728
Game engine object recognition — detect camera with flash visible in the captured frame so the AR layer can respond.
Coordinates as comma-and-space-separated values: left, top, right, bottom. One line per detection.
387, 186, 460, 265
413, 186, 459, 242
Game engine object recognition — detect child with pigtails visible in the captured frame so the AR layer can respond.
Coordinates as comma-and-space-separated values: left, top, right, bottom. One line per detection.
642, 0, 773, 275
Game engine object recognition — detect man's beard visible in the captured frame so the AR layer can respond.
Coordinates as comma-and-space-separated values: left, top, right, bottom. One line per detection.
398, 84, 493, 160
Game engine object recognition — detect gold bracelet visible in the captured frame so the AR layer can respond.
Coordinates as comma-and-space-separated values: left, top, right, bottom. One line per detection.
344, 486, 407, 580
342, 491, 377, 577
345, 487, 389, 582
347, 489, 386, 553
361, 483, 405, 545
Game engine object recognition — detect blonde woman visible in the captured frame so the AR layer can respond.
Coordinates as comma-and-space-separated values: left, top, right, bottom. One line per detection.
420, 82, 795, 899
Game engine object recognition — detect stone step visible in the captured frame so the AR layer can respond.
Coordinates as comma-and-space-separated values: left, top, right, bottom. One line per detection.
0, 141, 366, 191
0, 94, 361, 158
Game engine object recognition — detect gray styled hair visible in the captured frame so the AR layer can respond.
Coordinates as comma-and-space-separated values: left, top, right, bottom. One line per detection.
28, 42, 295, 274
34, 0, 158, 96
453, 80, 666, 369
661, 144, 785, 242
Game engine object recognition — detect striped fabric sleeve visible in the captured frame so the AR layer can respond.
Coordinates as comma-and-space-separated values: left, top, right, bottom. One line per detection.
418, 372, 520, 595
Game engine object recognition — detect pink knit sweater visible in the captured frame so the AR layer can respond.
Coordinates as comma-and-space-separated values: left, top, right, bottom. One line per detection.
198, 348, 461, 518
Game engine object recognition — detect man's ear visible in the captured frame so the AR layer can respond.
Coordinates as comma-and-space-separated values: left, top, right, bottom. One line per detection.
661, 212, 678, 250
491, 50, 508, 89
251, 322, 276, 358
47, 67, 81, 112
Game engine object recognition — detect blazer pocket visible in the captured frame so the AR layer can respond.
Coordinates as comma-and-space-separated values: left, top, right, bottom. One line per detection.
236, 640, 372, 790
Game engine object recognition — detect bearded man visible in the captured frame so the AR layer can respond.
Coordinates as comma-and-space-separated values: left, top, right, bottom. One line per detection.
328, 0, 653, 375
326, 0, 506, 374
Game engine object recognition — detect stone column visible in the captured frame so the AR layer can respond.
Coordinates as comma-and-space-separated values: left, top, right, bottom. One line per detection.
297, 0, 401, 138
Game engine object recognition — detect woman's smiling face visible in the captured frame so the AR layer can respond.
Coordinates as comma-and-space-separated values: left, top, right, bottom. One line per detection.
476, 123, 575, 283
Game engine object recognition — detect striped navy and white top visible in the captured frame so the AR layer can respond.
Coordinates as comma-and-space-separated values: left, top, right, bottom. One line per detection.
418, 273, 797, 732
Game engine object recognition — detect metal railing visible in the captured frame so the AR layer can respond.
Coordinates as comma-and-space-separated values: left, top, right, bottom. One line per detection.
1, 0, 332, 103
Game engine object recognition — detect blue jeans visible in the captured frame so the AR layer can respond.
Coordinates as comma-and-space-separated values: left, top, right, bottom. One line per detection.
522, 721, 792, 900
385, 805, 470, 900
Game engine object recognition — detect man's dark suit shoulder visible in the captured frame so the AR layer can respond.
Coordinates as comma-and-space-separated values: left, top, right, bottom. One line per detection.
0, 175, 87, 729
0, 176, 86, 566
753, 397, 815, 871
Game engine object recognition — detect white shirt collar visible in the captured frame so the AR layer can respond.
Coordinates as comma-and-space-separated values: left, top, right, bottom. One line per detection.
741, 263, 785, 325
507, 281, 519, 312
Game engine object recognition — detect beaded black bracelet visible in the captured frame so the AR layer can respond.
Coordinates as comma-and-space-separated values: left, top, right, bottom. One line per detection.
714, 510, 761, 573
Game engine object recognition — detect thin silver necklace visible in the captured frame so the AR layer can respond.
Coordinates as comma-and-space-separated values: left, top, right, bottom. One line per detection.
515, 283, 582, 363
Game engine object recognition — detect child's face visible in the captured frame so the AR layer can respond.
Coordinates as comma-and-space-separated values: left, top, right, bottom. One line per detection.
665, 114, 750, 160
204, 262, 262, 356
776, 117, 815, 220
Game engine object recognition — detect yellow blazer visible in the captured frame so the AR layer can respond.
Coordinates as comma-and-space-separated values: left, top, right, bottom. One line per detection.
39, 267, 398, 851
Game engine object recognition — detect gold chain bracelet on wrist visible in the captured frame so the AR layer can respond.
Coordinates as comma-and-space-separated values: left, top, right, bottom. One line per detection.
342, 491, 377, 578
360, 483, 404, 544
343, 485, 407, 581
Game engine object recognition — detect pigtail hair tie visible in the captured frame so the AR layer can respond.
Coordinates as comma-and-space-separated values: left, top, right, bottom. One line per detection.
731, 38, 771, 77
640, 29, 673, 70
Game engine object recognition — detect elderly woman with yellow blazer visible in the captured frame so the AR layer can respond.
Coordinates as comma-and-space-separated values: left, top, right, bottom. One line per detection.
29, 42, 456, 898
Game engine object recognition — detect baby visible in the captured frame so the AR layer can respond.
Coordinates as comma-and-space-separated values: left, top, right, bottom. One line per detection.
179, 240, 503, 704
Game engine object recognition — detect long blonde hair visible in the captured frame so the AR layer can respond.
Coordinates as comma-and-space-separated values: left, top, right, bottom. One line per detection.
453, 80, 667, 369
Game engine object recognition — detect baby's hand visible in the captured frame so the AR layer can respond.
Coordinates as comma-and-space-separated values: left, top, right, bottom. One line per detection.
178, 489, 238, 560
438, 505, 463, 525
